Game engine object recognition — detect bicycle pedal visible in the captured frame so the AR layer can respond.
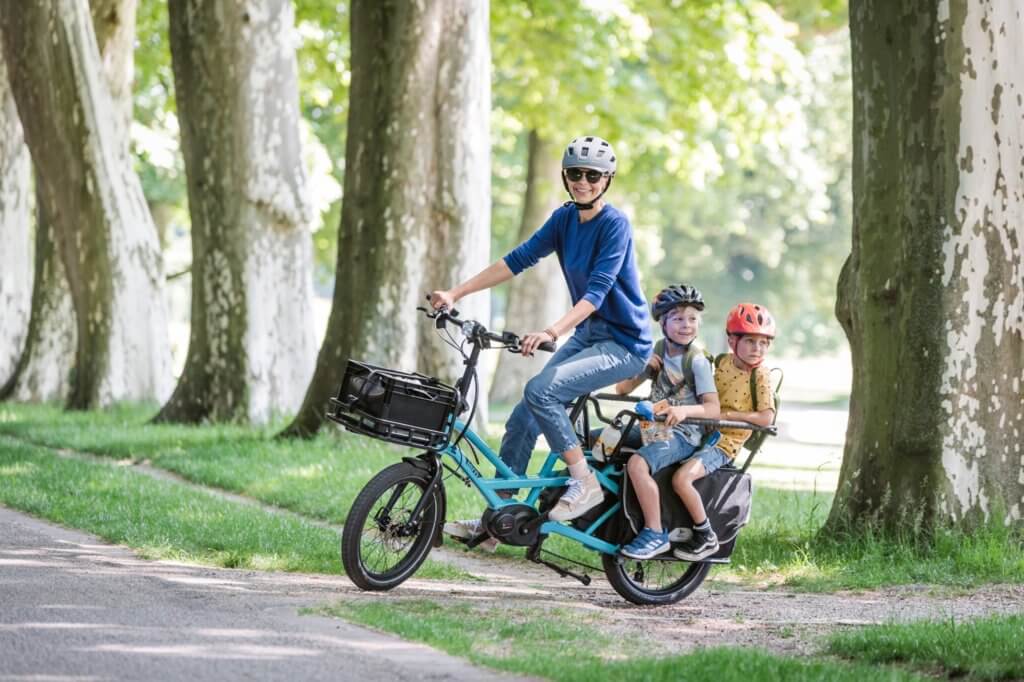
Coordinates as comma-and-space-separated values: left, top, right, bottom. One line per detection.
464, 532, 490, 549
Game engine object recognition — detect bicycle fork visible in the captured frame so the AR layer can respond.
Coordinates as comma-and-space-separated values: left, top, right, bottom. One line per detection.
391, 455, 445, 545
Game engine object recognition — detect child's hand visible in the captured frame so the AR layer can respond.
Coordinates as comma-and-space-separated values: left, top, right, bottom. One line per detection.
647, 355, 663, 374
654, 401, 688, 427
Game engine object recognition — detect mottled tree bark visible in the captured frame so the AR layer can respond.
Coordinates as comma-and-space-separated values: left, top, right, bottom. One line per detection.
0, 182, 77, 403
489, 130, 571, 405
830, 0, 1024, 532
0, 40, 32, 389
0, 0, 171, 408
284, 0, 491, 437
0, 1, 135, 402
420, 0, 492, 428
158, 0, 315, 423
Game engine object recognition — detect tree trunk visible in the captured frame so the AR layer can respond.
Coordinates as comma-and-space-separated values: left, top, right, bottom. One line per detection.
0, 40, 32, 388
489, 130, 571, 405
0, 1, 132, 403
0, 181, 77, 402
830, 0, 1024, 532
420, 0, 491, 429
0, 0, 172, 408
89, 0, 136, 149
283, 0, 491, 437
157, 0, 315, 423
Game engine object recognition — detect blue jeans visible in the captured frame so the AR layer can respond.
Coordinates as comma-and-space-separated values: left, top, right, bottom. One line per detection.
499, 318, 648, 475
637, 434, 730, 476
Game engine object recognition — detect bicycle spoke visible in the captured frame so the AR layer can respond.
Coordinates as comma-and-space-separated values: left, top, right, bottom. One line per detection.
358, 481, 424, 577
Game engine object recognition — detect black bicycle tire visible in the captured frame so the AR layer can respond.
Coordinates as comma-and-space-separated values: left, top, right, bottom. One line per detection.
601, 553, 712, 606
341, 461, 442, 591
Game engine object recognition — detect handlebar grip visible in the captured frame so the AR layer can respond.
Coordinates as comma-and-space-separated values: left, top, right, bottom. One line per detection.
537, 341, 557, 353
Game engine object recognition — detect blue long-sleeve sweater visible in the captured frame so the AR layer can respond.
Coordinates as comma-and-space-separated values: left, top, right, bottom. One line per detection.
503, 203, 653, 359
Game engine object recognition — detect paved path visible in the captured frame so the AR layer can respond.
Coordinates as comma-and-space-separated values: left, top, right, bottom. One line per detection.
0, 506, 527, 682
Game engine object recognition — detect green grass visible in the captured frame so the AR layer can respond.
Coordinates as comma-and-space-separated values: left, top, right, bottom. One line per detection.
2, 402, 1022, 592
0, 402, 473, 524
828, 614, 1024, 680
320, 598, 924, 681
0, 435, 468, 580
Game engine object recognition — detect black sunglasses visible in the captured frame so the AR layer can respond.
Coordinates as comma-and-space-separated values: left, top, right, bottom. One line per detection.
565, 168, 606, 183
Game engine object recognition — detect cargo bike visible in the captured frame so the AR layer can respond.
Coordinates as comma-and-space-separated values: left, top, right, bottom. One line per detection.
328, 305, 775, 605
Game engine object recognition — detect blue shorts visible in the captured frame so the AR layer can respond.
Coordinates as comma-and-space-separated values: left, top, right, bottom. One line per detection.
635, 432, 730, 476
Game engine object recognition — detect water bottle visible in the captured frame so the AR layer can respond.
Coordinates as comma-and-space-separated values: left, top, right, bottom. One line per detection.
592, 425, 622, 462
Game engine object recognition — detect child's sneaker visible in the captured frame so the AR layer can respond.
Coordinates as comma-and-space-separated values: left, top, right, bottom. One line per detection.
620, 528, 671, 559
672, 530, 719, 561
442, 518, 498, 553
548, 474, 603, 521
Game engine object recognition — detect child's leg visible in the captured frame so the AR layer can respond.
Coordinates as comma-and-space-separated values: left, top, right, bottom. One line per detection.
626, 454, 662, 531
671, 458, 709, 524
671, 447, 730, 561
626, 437, 692, 531
620, 438, 694, 559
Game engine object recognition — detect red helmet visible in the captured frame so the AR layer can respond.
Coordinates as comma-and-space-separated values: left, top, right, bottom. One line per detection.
726, 303, 776, 338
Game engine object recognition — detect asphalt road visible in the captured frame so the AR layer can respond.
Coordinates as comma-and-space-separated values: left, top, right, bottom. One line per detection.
0, 506, 526, 682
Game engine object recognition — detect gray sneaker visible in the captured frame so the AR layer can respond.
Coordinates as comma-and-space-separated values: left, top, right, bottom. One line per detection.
548, 474, 603, 522
442, 518, 498, 553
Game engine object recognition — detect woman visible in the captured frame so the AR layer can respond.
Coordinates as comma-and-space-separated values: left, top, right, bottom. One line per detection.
431, 135, 652, 523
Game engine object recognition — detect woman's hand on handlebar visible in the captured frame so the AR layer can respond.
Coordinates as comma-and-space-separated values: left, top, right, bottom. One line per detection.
520, 330, 555, 356
429, 290, 456, 311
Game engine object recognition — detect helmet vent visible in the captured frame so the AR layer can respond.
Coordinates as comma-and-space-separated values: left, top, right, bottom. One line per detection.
585, 136, 594, 142
581, 146, 590, 156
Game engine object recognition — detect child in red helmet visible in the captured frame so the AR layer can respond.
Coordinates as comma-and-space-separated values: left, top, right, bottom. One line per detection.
671, 302, 777, 561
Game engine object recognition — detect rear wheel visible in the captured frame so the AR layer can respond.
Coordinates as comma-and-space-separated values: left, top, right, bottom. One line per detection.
602, 553, 711, 606
341, 461, 442, 591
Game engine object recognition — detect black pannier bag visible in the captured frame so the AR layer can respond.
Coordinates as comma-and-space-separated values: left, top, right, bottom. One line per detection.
622, 465, 752, 562
327, 360, 460, 450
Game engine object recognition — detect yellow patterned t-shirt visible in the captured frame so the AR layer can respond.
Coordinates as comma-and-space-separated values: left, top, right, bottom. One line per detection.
714, 354, 775, 458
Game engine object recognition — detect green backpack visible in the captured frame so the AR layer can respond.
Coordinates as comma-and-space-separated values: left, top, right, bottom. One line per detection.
714, 354, 783, 454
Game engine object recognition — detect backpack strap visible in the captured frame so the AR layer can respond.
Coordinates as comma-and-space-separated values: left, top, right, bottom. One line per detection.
661, 344, 707, 398
648, 338, 665, 379
749, 366, 760, 412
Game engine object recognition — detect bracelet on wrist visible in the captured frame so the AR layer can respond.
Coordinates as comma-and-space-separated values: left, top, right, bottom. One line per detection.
543, 327, 559, 342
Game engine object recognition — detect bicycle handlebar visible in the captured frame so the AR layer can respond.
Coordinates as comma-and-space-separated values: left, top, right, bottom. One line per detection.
418, 303, 556, 354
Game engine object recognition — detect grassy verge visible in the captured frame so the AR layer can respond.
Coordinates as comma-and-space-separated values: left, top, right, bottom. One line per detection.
0, 436, 468, 580
318, 598, 923, 681
2, 403, 1022, 592
828, 614, 1024, 680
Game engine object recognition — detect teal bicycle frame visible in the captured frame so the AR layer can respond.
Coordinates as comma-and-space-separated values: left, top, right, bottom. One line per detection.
439, 413, 625, 556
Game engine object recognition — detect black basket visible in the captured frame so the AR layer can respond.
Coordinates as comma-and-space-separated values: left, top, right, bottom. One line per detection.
326, 360, 460, 450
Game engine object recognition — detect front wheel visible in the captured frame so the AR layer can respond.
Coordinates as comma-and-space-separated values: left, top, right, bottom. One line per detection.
341, 460, 443, 591
602, 553, 711, 606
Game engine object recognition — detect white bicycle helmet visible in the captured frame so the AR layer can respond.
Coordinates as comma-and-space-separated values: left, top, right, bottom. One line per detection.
561, 135, 617, 209
562, 136, 617, 175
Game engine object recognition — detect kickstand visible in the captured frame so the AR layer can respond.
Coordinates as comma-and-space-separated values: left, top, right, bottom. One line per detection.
526, 542, 592, 586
